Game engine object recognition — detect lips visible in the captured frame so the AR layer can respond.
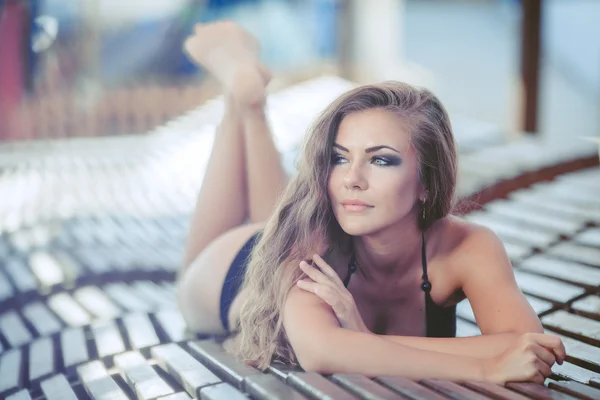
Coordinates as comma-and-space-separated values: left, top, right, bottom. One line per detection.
341, 200, 373, 212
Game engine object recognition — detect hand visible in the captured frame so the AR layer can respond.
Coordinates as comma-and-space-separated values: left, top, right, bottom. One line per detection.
481, 333, 566, 385
297, 254, 369, 333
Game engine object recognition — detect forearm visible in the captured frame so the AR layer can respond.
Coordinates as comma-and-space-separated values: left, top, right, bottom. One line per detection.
305, 328, 483, 381
378, 332, 518, 359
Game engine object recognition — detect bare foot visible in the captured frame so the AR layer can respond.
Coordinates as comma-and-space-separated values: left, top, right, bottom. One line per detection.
183, 21, 269, 105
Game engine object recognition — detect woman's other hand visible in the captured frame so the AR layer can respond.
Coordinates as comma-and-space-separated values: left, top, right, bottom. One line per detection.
481, 333, 566, 385
297, 254, 369, 333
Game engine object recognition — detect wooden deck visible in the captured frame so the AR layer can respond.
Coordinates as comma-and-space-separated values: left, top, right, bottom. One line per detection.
0, 77, 599, 399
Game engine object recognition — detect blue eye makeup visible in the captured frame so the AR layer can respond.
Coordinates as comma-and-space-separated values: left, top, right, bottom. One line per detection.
331, 153, 401, 166
331, 153, 347, 165
371, 155, 401, 166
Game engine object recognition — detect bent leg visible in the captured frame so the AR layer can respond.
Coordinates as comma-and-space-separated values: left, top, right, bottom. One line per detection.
183, 98, 247, 269
241, 102, 288, 223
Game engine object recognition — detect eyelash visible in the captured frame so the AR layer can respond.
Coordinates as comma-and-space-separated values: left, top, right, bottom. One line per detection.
331, 154, 399, 166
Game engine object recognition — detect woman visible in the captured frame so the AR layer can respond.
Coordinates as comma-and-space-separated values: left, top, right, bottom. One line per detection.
177, 21, 565, 384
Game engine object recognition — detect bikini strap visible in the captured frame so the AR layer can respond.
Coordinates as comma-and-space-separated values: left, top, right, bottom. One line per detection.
344, 253, 358, 288
421, 230, 432, 293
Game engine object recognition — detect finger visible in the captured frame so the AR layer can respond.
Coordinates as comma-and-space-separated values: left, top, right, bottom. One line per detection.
531, 345, 556, 368
554, 339, 566, 365
299, 260, 332, 285
536, 334, 566, 365
534, 358, 552, 378
312, 254, 344, 286
532, 372, 546, 385
297, 280, 338, 309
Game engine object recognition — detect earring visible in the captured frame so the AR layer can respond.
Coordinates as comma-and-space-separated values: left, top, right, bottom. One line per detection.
421, 200, 426, 221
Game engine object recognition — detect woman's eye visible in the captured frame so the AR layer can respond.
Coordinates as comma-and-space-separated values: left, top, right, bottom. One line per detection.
371, 156, 400, 166
372, 157, 390, 166
332, 154, 347, 164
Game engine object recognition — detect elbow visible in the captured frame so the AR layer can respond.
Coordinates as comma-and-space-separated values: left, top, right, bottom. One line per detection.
295, 347, 330, 373
294, 337, 338, 374
297, 355, 322, 373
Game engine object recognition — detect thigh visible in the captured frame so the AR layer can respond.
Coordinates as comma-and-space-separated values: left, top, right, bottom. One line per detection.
176, 222, 264, 335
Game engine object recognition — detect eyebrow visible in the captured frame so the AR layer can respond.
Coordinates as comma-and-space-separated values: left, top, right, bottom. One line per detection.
333, 143, 401, 154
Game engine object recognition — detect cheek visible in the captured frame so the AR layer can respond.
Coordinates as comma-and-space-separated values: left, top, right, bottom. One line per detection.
327, 170, 342, 197
378, 173, 419, 213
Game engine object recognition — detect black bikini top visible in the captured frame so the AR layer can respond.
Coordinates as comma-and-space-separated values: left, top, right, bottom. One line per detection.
343, 231, 456, 337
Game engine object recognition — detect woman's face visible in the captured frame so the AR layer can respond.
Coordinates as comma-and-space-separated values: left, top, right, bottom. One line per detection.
327, 108, 423, 236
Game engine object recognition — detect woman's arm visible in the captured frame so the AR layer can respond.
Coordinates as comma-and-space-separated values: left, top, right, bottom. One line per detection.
377, 332, 517, 359
375, 225, 547, 359
284, 287, 484, 380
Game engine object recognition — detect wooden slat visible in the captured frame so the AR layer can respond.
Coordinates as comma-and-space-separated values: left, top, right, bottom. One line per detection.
484, 201, 583, 235
0, 349, 22, 394
114, 351, 175, 400
6, 390, 32, 400
104, 283, 152, 312
132, 281, 176, 308
28, 252, 65, 288
287, 372, 357, 399
573, 228, 600, 247
551, 361, 600, 384
157, 392, 192, 400
330, 374, 403, 399
552, 333, 600, 371
517, 256, 600, 287
245, 373, 310, 400
506, 382, 576, 400
0, 270, 15, 303
509, 190, 600, 224
199, 382, 248, 400
463, 380, 530, 400
547, 243, 600, 267
154, 309, 187, 342
513, 271, 584, 304
151, 343, 221, 398
549, 380, 600, 400
543, 311, 600, 345
21, 302, 62, 336
502, 242, 533, 263
375, 376, 448, 400
571, 296, 600, 317
73, 286, 122, 319
466, 212, 558, 249
91, 320, 126, 358
421, 379, 489, 400
187, 340, 261, 389
29, 337, 54, 381
4, 258, 37, 294
61, 327, 90, 368
77, 360, 129, 400
48, 292, 92, 327
0, 311, 33, 347
40, 374, 78, 400
122, 313, 160, 349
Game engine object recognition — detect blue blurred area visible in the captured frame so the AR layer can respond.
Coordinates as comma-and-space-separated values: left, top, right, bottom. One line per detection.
36, 0, 339, 83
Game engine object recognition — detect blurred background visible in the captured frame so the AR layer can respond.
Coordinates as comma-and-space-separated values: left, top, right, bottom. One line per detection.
1, 0, 599, 142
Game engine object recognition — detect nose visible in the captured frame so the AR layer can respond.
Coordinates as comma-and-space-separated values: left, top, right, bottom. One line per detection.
343, 164, 368, 190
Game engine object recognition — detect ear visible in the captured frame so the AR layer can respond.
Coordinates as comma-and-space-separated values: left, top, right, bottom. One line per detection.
419, 190, 429, 203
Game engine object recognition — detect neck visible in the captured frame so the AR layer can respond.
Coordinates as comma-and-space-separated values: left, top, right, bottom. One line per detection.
352, 214, 424, 282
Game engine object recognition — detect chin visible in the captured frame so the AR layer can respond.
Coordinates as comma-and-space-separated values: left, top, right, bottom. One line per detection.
338, 220, 379, 236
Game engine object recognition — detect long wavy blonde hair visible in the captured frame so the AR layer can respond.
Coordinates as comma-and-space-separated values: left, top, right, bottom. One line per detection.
227, 81, 457, 369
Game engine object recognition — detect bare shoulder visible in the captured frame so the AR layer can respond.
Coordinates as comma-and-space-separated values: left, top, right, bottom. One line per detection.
444, 216, 504, 254
435, 215, 509, 276
438, 217, 542, 333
